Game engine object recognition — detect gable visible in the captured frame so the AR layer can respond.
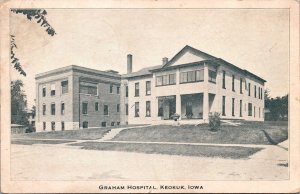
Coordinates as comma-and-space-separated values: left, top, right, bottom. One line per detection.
167, 50, 210, 67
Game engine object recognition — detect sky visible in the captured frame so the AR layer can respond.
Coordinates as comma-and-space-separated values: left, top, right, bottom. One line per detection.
10, 9, 289, 108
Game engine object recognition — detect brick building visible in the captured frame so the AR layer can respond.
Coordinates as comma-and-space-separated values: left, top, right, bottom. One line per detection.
35, 65, 121, 132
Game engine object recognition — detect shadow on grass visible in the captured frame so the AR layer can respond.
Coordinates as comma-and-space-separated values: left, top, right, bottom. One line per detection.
261, 130, 288, 151
70, 142, 263, 159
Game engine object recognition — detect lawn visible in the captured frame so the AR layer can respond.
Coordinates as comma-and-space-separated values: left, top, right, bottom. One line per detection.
12, 127, 114, 140
71, 142, 262, 159
12, 139, 75, 145
112, 121, 288, 145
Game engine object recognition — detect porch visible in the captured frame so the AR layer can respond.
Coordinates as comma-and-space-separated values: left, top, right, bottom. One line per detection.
156, 93, 216, 122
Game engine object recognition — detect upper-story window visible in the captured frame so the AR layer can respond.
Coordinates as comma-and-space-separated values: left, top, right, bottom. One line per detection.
180, 70, 204, 84
50, 84, 56, 96
232, 75, 235, 92
104, 105, 109, 116
126, 86, 128, 97
95, 102, 99, 111
42, 86, 46, 97
146, 81, 151, 95
51, 103, 55, 115
61, 80, 68, 94
61, 102, 65, 115
248, 83, 251, 96
240, 78, 243, 94
80, 82, 97, 95
117, 86, 120, 94
42, 104, 46, 115
254, 85, 257, 98
82, 102, 88, 115
156, 73, 176, 86
110, 85, 113, 93
222, 71, 226, 89
208, 70, 217, 83
135, 83, 139, 97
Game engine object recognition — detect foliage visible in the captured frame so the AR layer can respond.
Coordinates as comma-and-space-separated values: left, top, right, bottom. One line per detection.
11, 80, 29, 125
264, 89, 288, 121
208, 112, 221, 131
10, 9, 56, 76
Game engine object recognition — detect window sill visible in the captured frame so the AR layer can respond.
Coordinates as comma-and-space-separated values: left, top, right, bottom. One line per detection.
179, 80, 204, 85
146, 94, 151, 96
145, 116, 151, 117
155, 83, 176, 87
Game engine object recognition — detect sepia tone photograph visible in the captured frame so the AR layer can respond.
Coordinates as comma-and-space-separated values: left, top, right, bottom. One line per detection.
1, 0, 299, 193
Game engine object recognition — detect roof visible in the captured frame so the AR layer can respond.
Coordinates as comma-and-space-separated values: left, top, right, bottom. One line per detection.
36, 65, 121, 80
123, 45, 266, 83
122, 65, 162, 78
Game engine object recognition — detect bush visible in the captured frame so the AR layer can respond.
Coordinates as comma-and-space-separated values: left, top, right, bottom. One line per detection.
208, 112, 221, 131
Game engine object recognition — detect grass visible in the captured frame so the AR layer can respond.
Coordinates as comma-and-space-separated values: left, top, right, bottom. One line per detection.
112, 121, 288, 145
70, 142, 262, 159
12, 126, 123, 140
11, 139, 75, 145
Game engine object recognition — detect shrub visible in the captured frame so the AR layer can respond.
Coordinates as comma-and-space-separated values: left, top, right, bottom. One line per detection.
208, 112, 221, 131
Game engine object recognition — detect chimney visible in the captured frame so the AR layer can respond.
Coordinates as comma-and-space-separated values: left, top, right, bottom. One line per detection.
127, 54, 132, 74
162, 57, 168, 65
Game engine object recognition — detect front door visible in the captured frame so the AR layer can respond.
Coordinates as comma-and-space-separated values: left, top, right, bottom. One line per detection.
186, 101, 193, 119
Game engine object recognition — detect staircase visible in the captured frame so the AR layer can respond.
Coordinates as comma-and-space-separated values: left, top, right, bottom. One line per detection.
99, 127, 126, 141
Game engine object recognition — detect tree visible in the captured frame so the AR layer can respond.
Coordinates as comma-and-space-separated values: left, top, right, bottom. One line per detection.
11, 80, 29, 125
264, 88, 288, 121
10, 9, 56, 76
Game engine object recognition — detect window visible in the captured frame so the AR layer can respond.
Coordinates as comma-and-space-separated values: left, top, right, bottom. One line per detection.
146, 81, 151, 95
110, 85, 113, 93
117, 122, 120, 125
163, 75, 169, 85
126, 86, 128, 97
51, 121, 55, 131
43, 122, 46, 130
254, 106, 256, 117
111, 122, 115, 126
117, 104, 120, 112
248, 103, 252, 116
42, 86, 46, 97
117, 86, 120, 94
42, 104, 46, 115
95, 102, 99, 111
232, 98, 235, 116
146, 101, 151, 117
82, 102, 88, 115
169, 74, 176, 84
157, 74, 176, 86
222, 96, 226, 116
259, 107, 261, 118
222, 71, 226, 89
232, 75, 235, 91
51, 103, 55, 115
104, 105, 109, 115
125, 104, 128, 115
135, 83, 139, 96
180, 70, 203, 83
248, 83, 251, 96
61, 80, 68, 94
261, 88, 263, 100
208, 70, 217, 83
135, 102, 139, 117
61, 121, 65, 131
61, 102, 65, 115
156, 76, 163, 86
240, 78, 243, 94
80, 83, 97, 95
240, 100, 242, 117
50, 84, 56, 96
254, 85, 257, 98
82, 121, 88, 128
101, 122, 107, 127
258, 87, 260, 99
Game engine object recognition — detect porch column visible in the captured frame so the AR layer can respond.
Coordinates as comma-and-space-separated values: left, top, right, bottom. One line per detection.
176, 94, 181, 120
203, 92, 209, 122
